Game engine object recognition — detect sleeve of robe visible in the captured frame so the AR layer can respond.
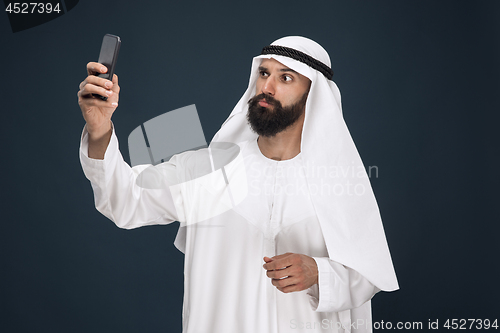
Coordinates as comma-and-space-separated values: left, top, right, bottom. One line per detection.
306, 257, 380, 313
79, 124, 184, 229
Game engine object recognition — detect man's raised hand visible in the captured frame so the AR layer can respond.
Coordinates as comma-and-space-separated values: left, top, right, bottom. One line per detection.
77, 62, 120, 159
263, 252, 319, 293
77, 62, 120, 139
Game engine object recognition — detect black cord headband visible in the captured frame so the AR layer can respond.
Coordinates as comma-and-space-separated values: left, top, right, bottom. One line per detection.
261, 45, 334, 80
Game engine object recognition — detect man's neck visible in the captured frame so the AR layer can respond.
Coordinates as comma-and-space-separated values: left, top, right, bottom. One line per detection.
257, 113, 305, 161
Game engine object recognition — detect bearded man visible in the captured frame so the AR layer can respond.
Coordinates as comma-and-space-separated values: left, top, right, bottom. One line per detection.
78, 36, 398, 333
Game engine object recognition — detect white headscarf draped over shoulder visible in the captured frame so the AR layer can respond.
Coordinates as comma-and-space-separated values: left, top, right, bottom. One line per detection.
211, 36, 399, 292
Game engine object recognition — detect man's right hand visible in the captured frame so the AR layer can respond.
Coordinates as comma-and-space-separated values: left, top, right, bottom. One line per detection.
77, 62, 120, 159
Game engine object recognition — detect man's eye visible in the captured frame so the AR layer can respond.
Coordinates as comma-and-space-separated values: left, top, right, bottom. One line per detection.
282, 75, 293, 82
259, 71, 269, 77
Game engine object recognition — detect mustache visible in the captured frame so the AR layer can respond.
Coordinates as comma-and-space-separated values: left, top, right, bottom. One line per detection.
247, 93, 281, 108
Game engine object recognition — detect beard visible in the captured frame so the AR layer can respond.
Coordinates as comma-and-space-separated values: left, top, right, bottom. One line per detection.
246, 92, 308, 137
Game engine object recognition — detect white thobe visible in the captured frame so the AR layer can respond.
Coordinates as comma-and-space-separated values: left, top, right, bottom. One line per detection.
80, 126, 378, 333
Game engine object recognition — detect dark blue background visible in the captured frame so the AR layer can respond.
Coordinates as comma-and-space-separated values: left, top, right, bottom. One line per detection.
1, 0, 499, 332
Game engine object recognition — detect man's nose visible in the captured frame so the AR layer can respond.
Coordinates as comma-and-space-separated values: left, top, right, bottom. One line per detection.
261, 78, 275, 96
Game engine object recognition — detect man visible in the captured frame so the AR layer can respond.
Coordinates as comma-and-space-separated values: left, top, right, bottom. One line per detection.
78, 36, 398, 333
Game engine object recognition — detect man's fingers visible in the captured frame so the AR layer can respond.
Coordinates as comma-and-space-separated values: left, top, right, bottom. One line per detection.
87, 62, 107, 75
266, 265, 295, 279
271, 276, 306, 293
110, 74, 120, 93
83, 75, 114, 89
79, 76, 114, 98
271, 276, 300, 289
79, 83, 114, 99
263, 254, 295, 270
263, 260, 290, 270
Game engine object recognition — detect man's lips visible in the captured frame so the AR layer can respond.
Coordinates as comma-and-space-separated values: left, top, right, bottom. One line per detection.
259, 99, 271, 108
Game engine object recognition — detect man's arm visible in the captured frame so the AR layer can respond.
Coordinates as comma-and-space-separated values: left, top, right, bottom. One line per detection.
78, 62, 184, 229
88, 123, 112, 159
80, 124, 184, 229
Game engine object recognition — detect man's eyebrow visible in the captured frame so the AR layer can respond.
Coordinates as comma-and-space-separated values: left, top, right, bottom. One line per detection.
258, 66, 298, 74
279, 68, 299, 74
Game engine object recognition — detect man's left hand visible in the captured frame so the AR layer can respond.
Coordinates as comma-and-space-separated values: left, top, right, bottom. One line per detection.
263, 253, 318, 293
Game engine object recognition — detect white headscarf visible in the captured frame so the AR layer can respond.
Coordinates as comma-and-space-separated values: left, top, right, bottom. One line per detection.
210, 36, 399, 292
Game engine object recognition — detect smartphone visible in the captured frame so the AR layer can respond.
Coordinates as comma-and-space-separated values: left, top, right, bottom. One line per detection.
92, 34, 121, 101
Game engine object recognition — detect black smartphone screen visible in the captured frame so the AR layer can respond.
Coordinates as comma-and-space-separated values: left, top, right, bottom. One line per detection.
97, 34, 120, 80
